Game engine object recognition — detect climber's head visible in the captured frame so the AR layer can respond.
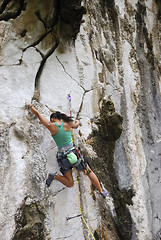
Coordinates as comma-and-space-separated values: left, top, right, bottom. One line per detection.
50, 111, 73, 123
50, 111, 62, 122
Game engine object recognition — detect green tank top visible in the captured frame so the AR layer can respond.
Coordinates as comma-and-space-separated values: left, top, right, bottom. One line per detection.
52, 121, 72, 148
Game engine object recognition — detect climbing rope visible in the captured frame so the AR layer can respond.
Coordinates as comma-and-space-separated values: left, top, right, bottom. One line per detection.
74, 168, 96, 240
67, 94, 96, 240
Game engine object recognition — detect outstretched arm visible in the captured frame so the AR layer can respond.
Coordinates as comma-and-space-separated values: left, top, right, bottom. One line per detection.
29, 104, 51, 130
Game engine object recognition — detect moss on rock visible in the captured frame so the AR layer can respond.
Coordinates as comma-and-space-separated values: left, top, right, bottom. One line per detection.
59, 0, 86, 39
155, 0, 161, 21
13, 198, 46, 240
96, 99, 123, 142
85, 99, 134, 240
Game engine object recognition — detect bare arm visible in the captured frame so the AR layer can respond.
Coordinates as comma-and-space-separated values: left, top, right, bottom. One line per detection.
29, 104, 52, 130
69, 119, 80, 129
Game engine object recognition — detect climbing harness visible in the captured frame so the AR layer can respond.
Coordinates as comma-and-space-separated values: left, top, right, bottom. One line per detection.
75, 146, 89, 175
66, 94, 96, 240
56, 142, 88, 174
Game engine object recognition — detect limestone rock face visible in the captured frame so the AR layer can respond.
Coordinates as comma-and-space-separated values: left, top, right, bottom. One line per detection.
0, 0, 161, 240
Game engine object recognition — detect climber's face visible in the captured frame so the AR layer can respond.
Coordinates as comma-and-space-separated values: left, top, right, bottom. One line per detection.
50, 118, 56, 123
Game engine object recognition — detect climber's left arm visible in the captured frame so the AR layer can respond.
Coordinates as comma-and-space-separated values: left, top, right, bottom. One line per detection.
28, 104, 52, 130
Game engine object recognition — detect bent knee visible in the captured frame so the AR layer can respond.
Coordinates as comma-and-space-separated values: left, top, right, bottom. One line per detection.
66, 182, 74, 188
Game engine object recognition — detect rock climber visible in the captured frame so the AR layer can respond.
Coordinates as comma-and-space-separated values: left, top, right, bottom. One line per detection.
28, 104, 107, 198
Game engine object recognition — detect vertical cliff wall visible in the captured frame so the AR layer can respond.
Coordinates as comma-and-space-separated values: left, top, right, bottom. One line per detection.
0, 0, 161, 240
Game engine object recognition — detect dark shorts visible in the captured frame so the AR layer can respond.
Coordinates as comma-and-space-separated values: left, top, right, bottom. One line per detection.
56, 148, 87, 175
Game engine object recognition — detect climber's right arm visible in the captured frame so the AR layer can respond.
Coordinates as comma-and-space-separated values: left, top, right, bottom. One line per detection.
69, 119, 80, 129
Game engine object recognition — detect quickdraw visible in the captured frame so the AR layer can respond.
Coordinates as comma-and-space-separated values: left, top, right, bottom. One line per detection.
67, 93, 72, 117
66, 214, 82, 221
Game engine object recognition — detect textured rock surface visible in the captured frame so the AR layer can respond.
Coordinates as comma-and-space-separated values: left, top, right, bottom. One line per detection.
0, 0, 161, 240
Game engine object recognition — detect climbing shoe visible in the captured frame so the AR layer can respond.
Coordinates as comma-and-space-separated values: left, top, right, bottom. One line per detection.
46, 172, 57, 187
100, 190, 107, 198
